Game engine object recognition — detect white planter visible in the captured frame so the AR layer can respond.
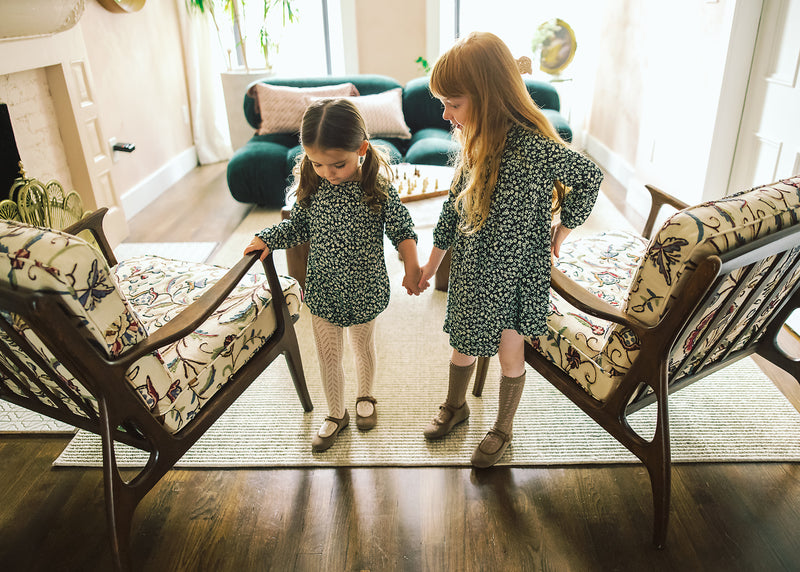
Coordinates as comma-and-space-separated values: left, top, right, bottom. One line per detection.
221, 69, 274, 151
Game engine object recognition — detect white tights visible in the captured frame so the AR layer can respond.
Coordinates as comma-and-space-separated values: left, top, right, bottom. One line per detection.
311, 314, 376, 434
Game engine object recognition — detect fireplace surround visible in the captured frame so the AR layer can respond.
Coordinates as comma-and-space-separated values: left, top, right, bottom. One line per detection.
0, 6, 127, 244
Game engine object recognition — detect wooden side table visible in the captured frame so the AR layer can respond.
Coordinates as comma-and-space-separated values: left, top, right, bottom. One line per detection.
280, 205, 309, 290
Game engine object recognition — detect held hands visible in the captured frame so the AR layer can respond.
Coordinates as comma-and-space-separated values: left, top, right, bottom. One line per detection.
403, 266, 423, 296
417, 246, 447, 294
398, 237, 424, 296
417, 260, 438, 293
244, 236, 271, 261
551, 222, 572, 261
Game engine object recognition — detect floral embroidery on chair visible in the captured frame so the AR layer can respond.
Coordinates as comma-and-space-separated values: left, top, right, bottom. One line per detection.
648, 235, 689, 285
528, 176, 800, 402
0, 220, 303, 434
114, 255, 302, 432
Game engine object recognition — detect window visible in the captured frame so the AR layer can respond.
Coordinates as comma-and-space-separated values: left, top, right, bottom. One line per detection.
235, 0, 334, 76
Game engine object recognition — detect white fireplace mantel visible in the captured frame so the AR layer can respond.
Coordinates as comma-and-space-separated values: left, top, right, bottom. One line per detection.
0, 20, 128, 244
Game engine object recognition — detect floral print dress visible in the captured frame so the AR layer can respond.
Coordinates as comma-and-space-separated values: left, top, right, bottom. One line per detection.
257, 179, 417, 327
433, 125, 603, 356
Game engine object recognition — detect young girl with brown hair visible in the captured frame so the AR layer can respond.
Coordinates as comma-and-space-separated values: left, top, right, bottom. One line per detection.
246, 98, 421, 452
418, 31, 603, 467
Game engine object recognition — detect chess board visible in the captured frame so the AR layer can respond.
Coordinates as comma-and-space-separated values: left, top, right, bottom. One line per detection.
389, 163, 455, 203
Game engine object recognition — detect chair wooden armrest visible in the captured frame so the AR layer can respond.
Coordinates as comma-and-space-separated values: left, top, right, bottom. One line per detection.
641, 184, 689, 240
63, 207, 118, 266
550, 262, 649, 335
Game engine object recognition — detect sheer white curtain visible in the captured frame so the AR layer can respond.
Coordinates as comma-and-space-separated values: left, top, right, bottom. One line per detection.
176, 0, 233, 165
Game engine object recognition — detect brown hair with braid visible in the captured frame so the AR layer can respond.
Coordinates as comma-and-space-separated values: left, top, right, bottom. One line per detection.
292, 98, 391, 212
430, 31, 569, 233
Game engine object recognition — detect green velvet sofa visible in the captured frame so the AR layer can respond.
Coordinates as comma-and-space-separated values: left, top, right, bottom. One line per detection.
227, 74, 572, 206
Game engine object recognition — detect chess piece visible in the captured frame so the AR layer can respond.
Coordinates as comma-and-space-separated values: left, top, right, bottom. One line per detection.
516, 56, 532, 75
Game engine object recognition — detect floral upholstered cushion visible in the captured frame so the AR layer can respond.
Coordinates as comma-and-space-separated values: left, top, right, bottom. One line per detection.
114, 255, 302, 432
530, 230, 648, 400
0, 219, 167, 417
0, 220, 304, 434
613, 176, 800, 378
530, 176, 800, 402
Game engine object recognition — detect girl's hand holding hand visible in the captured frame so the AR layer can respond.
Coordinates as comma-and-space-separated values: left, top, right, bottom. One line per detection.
418, 261, 437, 292
550, 222, 572, 260
403, 265, 423, 296
244, 236, 271, 261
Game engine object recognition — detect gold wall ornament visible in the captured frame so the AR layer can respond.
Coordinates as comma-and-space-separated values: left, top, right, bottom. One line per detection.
97, 0, 146, 13
538, 19, 577, 76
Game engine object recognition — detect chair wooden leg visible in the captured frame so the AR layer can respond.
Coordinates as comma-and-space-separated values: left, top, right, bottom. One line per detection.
282, 327, 313, 412
101, 417, 136, 572
105, 484, 134, 572
647, 450, 671, 549
645, 366, 671, 549
473, 356, 490, 397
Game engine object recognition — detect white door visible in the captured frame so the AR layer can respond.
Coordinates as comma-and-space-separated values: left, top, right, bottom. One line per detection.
728, 0, 800, 194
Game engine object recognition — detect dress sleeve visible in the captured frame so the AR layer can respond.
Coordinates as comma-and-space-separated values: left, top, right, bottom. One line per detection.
383, 183, 418, 249
256, 200, 311, 250
536, 136, 603, 229
432, 171, 463, 250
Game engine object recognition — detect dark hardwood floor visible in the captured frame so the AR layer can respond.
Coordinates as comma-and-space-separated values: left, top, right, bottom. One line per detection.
2, 162, 800, 571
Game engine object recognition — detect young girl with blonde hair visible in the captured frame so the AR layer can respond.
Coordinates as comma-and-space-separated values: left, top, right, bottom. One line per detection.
418, 31, 603, 467
246, 98, 421, 452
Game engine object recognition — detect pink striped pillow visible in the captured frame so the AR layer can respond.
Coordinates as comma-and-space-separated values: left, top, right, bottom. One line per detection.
251, 82, 359, 135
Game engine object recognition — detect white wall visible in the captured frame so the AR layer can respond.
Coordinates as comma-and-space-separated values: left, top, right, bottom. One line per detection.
585, 0, 757, 213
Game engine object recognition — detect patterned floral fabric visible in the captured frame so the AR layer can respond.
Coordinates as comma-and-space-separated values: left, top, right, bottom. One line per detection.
530, 230, 647, 399
0, 326, 98, 418
0, 220, 156, 419
257, 177, 416, 327
531, 176, 800, 402
0, 220, 302, 433
434, 125, 603, 356
114, 255, 301, 431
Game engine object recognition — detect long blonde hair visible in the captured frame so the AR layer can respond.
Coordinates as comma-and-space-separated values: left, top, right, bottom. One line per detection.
430, 31, 568, 233
293, 98, 392, 212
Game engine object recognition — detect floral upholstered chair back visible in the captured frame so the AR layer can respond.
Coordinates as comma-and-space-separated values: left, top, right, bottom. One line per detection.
0, 220, 173, 418
602, 176, 800, 384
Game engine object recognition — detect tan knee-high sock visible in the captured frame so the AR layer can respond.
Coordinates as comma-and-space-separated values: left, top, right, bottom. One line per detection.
494, 373, 526, 435
446, 361, 476, 408
311, 314, 345, 419
348, 319, 376, 399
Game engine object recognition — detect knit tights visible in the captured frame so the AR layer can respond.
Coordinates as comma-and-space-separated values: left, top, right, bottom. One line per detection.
311, 314, 376, 420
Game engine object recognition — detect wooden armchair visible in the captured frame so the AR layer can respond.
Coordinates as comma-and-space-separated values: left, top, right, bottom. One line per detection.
0, 209, 312, 571
473, 176, 800, 547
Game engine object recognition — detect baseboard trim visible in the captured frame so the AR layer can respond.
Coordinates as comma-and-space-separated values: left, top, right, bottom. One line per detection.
120, 147, 198, 220
584, 134, 651, 220
584, 134, 635, 190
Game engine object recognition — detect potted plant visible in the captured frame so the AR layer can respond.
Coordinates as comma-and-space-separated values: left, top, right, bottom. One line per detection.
186, 0, 297, 72
187, 0, 298, 149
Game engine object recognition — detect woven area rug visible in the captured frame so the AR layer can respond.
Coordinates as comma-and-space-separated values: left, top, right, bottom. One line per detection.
114, 241, 217, 263
0, 241, 218, 434
53, 353, 800, 467
0, 402, 76, 434
53, 194, 800, 467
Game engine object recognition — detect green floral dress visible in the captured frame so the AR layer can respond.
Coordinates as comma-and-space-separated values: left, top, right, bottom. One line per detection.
434, 125, 603, 356
257, 179, 417, 327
